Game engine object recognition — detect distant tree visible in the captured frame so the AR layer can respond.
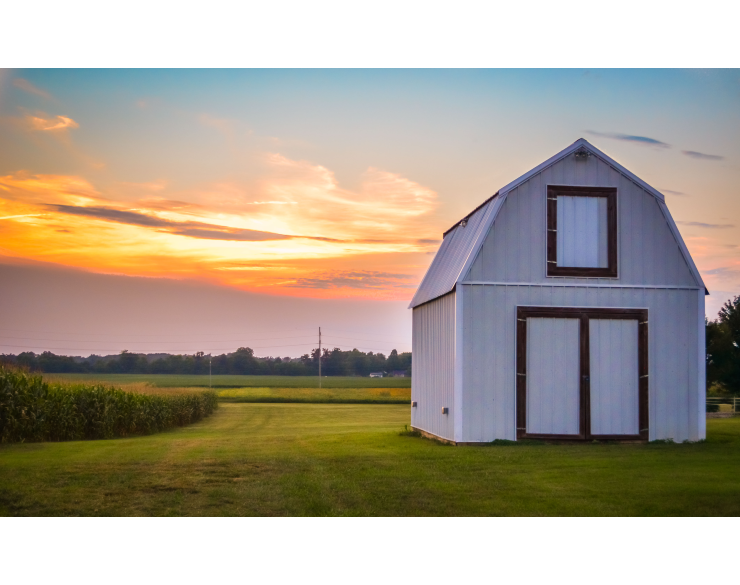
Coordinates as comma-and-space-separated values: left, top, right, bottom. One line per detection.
707, 295, 740, 395
231, 347, 256, 374
116, 350, 145, 374
387, 349, 400, 371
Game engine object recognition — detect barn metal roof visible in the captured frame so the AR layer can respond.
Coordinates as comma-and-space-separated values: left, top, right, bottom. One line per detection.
409, 138, 707, 309
408, 194, 500, 308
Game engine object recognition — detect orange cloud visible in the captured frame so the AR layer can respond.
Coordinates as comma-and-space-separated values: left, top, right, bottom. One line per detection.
27, 114, 79, 132
118, 180, 168, 193
0, 172, 101, 205
0, 156, 443, 300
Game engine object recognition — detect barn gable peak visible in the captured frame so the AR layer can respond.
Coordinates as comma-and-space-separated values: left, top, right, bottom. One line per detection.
409, 138, 706, 309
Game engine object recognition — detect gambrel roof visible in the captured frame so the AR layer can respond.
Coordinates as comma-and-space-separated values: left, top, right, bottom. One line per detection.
409, 138, 707, 309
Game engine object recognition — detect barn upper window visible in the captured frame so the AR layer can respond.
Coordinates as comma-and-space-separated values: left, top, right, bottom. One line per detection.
547, 186, 617, 278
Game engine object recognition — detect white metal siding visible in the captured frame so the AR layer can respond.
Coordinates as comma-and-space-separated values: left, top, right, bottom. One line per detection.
411, 291, 455, 441
557, 195, 608, 268
697, 289, 706, 439
466, 152, 696, 287
526, 318, 580, 435
460, 284, 703, 442
590, 319, 639, 435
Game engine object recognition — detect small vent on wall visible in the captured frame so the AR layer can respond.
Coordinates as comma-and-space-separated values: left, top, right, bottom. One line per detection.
441, 407, 449, 415
574, 147, 592, 161
412, 401, 417, 407
459, 219, 467, 228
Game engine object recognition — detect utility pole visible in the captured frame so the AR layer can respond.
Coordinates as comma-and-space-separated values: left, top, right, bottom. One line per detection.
318, 327, 322, 388
209, 356, 212, 389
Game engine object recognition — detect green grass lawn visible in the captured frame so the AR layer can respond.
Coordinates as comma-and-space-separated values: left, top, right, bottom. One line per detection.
218, 387, 410, 404
45, 374, 410, 389
1, 404, 739, 516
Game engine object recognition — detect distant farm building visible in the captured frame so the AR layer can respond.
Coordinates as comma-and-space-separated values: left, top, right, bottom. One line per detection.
410, 138, 706, 444
369, 372, 384, 378
389, 370, 407, 378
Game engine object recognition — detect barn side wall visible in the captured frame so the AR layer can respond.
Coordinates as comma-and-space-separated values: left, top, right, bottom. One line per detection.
459, 284, 703, 443
467, 152, 697, 288
411, 291, 456, 441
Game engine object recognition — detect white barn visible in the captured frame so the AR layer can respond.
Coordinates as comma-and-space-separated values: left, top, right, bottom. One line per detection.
409, 138, 706, 444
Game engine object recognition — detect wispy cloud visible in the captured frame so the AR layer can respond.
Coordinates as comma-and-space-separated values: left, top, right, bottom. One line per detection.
0, 213, 46, 221
13, 78, 51, 100
661, 189, 687, 197
677, 221, 734, 229
118, 180, 168, 192
705, 266, 740, 277
135, 198, 203, 212
286, 270, 416, 290
47, 204, 341, 242
586, 131, 670, 148
27, 114, 78, 132
198, 113, 237, 136
682, 150, 724, 161
0, 173, 101, 205
135, 98, 162, 110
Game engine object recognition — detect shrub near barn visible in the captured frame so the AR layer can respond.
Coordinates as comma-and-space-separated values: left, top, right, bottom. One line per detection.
0, 366, 217, 444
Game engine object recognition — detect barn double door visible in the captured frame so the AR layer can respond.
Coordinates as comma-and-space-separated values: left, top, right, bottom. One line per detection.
516, 307, 648, 441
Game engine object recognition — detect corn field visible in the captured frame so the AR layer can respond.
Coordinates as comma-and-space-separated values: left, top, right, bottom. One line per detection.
0, 366, 218, 443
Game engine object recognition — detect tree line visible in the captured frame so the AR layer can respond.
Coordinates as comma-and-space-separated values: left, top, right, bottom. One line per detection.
1, 347, 412, 377
707, 295, 740, 395
7, 293, 737, 388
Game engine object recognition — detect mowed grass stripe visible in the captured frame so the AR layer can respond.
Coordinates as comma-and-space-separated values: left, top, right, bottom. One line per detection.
45, 374, 411, 389
1, 404, 740, 516
217, 387, 410, 404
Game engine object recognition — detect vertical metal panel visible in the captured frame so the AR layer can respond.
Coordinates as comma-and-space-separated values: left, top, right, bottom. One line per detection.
465, 153, 696, 287
454, 286, 464, 442
411, 291, 455, 441
589, 319, 639, 435
459, 284, 701, 442
697, 289, 707, 440
526, 318, 580, 435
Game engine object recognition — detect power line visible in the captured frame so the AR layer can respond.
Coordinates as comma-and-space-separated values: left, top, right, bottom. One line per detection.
0, 326, 325, 337
0, 341, 407, 355
0, 342, 322, 352
0, 331, 409, 347
303, 326, 407, 339
0, 334, 409, 348
321, 335, 408, 346
0, 334, 318, 344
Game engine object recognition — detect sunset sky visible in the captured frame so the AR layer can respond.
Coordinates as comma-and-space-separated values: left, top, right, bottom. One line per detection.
1, 69, 738, 356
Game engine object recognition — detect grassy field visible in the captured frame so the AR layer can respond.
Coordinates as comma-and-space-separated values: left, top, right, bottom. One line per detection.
45, 374, 411, 389
218, 387, 410, 404
1, 403, 739, 516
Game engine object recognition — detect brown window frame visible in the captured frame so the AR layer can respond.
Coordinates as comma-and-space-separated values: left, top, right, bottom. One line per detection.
516, 306, 648, 442
547, 186, 618, 278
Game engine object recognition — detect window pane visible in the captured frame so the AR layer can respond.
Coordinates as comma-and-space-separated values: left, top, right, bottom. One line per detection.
557, 195, 608, 268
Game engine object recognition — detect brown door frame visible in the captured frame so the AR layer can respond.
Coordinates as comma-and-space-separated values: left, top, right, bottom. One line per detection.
547, 185, 618, 278
516, 306, 649, 442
